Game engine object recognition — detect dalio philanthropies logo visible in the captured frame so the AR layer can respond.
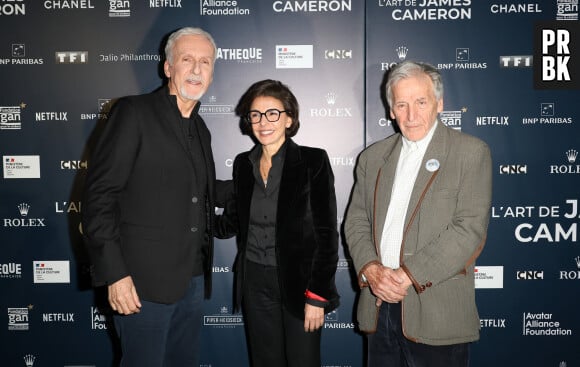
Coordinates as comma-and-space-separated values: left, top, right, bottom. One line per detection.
534, 21, 579, 89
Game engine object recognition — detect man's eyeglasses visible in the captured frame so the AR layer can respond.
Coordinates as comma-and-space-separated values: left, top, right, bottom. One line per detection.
246, 109, 287, 124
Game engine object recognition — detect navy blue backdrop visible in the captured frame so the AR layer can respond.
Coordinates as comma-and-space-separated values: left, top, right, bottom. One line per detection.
1, 1, 579, 366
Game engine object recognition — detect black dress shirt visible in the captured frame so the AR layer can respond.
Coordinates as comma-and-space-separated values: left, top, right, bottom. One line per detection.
245, 141, 288, 266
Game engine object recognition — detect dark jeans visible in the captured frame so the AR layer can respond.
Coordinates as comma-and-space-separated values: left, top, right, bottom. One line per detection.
243, 260, 321, 367
113, 275, 204, 367
368, 302, 469, 367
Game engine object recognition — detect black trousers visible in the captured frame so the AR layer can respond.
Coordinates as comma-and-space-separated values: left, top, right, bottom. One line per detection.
243, 260, 321, 367
368, 302, 470, 367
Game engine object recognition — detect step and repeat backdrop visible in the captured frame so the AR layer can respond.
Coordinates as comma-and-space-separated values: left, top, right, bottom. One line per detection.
1, 1, 579, 366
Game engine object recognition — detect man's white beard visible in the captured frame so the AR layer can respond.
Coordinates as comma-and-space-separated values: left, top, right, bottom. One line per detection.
179, 86, 204, 101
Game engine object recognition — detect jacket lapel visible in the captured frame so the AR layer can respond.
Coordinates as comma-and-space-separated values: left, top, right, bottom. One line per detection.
277, 139, 301, 226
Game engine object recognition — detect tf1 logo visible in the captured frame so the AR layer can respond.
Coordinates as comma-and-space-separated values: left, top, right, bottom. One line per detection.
534, 21, 579, 89
55, 51, 88, 64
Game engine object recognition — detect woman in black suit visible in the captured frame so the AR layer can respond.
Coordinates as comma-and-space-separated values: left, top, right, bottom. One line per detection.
218, 79, 339, 367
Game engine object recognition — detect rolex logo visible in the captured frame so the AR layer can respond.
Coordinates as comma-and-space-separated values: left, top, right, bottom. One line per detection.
575, 256, 580, 269
396, 46, 408, 61
566, 149, 577, 163
23, 354, 35, 367
18, 203, 30, 217
325, 92, 336, 106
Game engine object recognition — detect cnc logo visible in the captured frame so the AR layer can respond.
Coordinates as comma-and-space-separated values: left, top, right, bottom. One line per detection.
516, 270, 544, 279
60, 160, 88, 170
324, 49, 352, 60
499, 164, 528, 174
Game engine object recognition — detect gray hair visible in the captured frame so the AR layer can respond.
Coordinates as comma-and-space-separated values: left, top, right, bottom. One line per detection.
385, 60, 443, 108
164, 27, 217, 65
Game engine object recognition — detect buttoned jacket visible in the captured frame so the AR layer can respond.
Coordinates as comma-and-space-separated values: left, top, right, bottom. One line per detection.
344, 121, 492, 345
82, 86, 218, 304
217, 139, 340, 319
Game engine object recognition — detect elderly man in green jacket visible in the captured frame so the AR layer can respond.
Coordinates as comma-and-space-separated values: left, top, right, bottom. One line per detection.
345, 60, 492, 367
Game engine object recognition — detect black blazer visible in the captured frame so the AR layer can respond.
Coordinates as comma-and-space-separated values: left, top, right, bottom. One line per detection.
82, 86, 218, 304
218, 139, 340, 319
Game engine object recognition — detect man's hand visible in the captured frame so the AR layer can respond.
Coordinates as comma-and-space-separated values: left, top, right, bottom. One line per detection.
364, 263, 410, 303
108, 276, 141, 315
304, 303, 325, 332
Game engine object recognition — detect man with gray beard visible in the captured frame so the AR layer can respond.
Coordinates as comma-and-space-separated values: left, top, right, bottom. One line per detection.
83, 27, 221, 367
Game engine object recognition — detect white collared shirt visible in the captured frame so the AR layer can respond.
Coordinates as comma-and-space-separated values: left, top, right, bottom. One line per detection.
380, 121, 438, 268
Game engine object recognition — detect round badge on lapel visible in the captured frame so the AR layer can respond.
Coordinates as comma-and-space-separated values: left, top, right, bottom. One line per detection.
426, 158, 440, 172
